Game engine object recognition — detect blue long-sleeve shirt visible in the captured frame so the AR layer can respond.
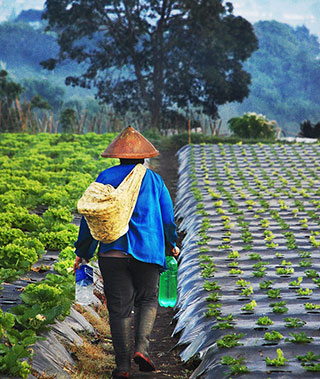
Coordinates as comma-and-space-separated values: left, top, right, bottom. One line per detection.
74, 163, 177, 269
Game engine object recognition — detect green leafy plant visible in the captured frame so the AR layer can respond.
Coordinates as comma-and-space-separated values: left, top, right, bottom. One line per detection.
204, 303, 222, 318
256, 316, 273, 326
264, 330, 283, 341
259, 280, 274, 290
265, 348, 288, 367
221, 355, 245, 365
299, 251, 312, 258
309, 235, 320, 248
227, 250, 240, 259
289, 277, 303, 287
241, 300, 257, 312
270, 301, 288, 314
0, 308, 37, 379
216, 333, 245, 349
299, 259, 312, 267
276, 267, 294, 275
296, 288, 313, 297
236, 279, 251, 288
249, 253, 261, 260
200, 262, 216, 278
304, 269, 319, 279
239, 286, 253, 297
229, 268, 243, 275
284, 317, 306, 328
266, 241, 279, 248
296, 351, 320, 362
267, 289, 281, 298
203, 280, 221, 292
205, 292, 221, 302
213, 322, 235, 330
285, 332, 313, 343
305, 303, 320, 310
252, 267, 266, 277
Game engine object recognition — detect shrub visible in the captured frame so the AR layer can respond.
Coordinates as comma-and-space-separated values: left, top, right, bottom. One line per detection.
228, 113, 277, 139
299, 120, 320, 138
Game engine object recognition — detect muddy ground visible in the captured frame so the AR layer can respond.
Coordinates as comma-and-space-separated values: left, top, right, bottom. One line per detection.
129, 150, 192, 378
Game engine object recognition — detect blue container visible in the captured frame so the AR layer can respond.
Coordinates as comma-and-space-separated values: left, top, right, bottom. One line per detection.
75, 264, 94, 305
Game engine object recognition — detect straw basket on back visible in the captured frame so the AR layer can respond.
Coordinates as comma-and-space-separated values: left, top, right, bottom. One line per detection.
77, 164, 146, 243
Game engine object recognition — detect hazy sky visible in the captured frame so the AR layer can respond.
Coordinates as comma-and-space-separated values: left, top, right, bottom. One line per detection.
0, 0, 319, 36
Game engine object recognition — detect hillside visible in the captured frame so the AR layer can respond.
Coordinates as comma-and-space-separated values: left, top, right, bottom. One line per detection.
219, 20, 320, 136
232, 0, 320, 39
0, 12, 320, 135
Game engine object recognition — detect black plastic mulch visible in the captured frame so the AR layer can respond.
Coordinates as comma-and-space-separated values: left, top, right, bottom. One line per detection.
174, 143, 320, 378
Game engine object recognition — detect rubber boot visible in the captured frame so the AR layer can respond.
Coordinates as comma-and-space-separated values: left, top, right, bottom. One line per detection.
133, 306, 157, 372
109, 317, 131, 378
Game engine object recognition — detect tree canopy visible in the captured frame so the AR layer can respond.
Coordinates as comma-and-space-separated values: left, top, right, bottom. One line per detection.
42, 0, 258, 129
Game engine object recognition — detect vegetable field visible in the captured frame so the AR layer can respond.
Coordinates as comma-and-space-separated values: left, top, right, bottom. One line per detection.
174, 143, 320, 378
0, 133, 117, 378
2, 133, 320, 378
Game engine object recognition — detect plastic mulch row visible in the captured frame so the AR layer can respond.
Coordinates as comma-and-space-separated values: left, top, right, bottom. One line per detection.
174, 143, 320, 378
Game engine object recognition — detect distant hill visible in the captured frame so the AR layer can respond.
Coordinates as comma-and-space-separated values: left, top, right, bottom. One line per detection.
0, 9, 319, 136
0, 17, 93, 101
15, 9, 43, 23
220, 20, 320, 136
232, 0, 320, 40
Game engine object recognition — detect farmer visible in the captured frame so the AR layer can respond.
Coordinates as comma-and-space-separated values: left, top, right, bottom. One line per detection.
73, 126, 180, 378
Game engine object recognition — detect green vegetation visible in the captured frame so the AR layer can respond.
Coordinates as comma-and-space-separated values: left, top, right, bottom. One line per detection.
216, 333, 245, 349
42, 0, 258, 130
0, 132, 117, 377
220, 355, 250, 375
265, 348, 288, 367
264, 331, 283, 341
285, 332, 314, 344
228, 113, 277, 139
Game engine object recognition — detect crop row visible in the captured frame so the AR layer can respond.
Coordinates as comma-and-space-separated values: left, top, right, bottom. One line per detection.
0, 133, 117, 378
175, 143, 320, 378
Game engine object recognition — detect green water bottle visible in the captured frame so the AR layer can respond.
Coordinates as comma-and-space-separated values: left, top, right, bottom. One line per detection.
159, 256, 177, 307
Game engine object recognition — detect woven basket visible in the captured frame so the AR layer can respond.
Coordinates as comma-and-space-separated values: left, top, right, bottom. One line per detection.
77, 164, 146, 243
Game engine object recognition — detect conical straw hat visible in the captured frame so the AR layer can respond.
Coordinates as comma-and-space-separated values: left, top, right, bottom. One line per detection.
101, 126, 159, 158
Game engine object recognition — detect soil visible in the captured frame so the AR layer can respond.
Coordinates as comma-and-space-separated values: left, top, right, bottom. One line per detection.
129, 150, 192, 378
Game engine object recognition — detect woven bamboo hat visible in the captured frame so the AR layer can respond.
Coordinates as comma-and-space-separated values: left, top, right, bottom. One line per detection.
101, 126, 159, 158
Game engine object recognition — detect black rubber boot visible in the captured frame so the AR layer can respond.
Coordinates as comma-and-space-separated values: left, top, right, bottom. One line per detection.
109, 317, 132, 378
133, 306, 157, 372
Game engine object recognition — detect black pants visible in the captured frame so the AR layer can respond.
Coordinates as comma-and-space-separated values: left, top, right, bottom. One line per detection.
98, 257, 160, 318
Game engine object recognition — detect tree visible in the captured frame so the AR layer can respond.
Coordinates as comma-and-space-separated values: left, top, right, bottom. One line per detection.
59, 108, 76, 133
22, 78, 65, 111
0, 70, 23, 103
0, 70, 24, 131
42, 0, 258, 129
299, 120, 320, 139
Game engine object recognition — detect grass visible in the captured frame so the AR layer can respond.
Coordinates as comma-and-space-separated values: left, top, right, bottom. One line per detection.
67, 304, 115, 378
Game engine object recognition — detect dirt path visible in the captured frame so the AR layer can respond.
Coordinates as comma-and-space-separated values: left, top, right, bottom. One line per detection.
129, 151, 191, 378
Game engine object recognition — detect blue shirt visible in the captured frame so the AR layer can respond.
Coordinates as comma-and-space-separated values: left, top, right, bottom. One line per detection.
74, 164, 177, 269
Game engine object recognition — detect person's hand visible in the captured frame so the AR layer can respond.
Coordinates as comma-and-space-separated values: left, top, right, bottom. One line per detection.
172, 246, 180, 257
73, 256, 88, 274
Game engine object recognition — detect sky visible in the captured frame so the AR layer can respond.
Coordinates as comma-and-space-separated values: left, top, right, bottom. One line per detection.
0, 0, 319, 37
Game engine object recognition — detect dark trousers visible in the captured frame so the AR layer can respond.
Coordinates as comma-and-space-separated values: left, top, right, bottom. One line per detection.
98, 257, 160, 318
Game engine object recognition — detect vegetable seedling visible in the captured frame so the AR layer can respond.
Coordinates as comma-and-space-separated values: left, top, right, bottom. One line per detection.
256, 316, 273, 326
285, 332, 313, 344
265, 348, 288, 367
264, 330, 283, 341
